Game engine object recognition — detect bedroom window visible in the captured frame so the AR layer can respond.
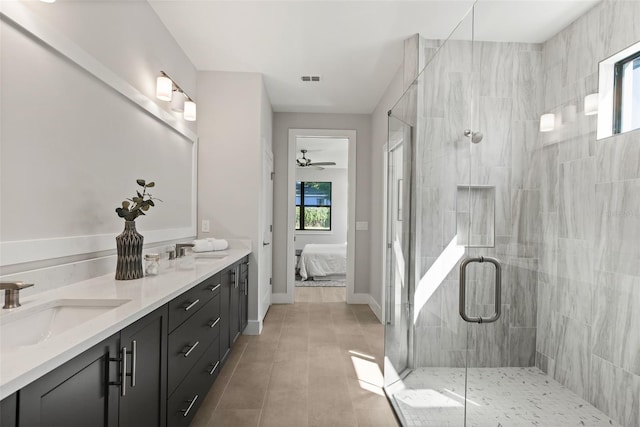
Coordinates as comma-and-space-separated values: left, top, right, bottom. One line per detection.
295, 181, 331, 231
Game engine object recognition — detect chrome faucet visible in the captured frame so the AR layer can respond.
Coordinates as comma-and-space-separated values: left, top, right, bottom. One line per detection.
0, 281, 34, 309
175, 243, 195, 258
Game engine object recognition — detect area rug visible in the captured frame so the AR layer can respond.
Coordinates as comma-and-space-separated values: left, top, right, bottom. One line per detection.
295, 278, 346, 287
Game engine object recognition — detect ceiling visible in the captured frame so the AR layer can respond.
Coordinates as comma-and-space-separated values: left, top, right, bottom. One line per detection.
149, 0, 600, 114
296, 137, 349, 169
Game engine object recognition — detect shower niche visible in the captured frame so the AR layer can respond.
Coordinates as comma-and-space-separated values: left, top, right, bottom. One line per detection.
456, 185, 495, 248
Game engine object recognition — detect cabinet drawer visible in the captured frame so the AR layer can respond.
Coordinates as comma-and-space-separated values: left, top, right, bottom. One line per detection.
166, 339, 219, 427
168, 272, 221, 332
167, 295, 221, 395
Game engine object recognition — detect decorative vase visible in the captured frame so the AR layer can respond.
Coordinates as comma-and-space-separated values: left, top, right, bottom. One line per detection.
115, 220, 144, 280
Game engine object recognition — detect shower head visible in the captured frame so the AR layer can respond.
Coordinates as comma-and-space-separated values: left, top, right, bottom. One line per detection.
464, 129, 483, 144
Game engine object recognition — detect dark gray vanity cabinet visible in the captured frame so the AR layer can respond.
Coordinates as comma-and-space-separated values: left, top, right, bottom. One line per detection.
118, 305, 168, 427
165, 273, 221, 427
16, 306, 167, 427
239, 258, 249, 334
1, 393, 17, 427
3, 256, 249, 427
229, 261, 240, 345
231, 257, 250, 345
219, 265, 233, 363
18, 334, 120, 427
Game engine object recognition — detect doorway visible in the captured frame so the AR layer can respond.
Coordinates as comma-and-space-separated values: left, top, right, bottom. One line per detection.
285, 128, 357, 304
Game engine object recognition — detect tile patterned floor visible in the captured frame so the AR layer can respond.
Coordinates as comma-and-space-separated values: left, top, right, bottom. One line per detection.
391, 367, 620, 427
190, 287, 399, 427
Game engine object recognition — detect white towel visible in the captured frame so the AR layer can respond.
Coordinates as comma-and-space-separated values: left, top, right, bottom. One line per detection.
192, 238, 229, 252
211, 239, 229, 251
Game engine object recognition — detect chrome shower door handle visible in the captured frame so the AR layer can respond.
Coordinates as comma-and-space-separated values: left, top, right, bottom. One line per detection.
459, 256, 502, 324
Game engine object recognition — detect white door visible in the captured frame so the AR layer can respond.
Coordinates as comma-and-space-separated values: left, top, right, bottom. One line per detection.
261, 149, 273, 318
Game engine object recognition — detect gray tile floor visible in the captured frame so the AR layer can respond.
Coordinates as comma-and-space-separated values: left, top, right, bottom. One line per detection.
190, 287, 399, 427
390, 367, 620, 427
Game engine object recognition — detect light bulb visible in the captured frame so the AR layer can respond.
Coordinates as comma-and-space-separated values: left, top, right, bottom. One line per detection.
184, 101, 197, 121
156, 75, 172, 101
540, 113, 555, 132
171, 91, 186, 112
584, 93, 599, 116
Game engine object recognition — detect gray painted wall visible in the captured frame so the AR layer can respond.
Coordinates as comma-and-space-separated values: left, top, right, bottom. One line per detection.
0, 2, 197, 291
272, 113, 372, 295
197, 71, 273, 331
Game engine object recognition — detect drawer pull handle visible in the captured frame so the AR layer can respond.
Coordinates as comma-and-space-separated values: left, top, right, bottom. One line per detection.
183, 341, 200, 358
209, 317, 221, 328
184, 299, 200, 312
208, 361, 220, 376
209, 283, 221, 292
181, 394, 199, 417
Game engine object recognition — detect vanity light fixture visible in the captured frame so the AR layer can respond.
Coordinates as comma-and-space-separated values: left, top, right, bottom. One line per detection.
584, 93, 599, 116
155, 71, 196, 121
170, 90, 187, 112
156, 74, 173, 101
183, 100, 197, 122
540, 113, 555, 132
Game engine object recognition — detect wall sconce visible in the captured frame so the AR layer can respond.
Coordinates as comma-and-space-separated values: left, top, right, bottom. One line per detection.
170, 90, 187, 112
540, 113, 555, 132
155, 71, 196, 121
584, 93, 599, 116
183, 100, 197, 122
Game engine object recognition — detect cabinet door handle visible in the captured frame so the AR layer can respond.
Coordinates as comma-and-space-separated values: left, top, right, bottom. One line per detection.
209, 317, 220, 328
209, 283, 221, 292
109, 347, 127, 396
183, 341, 199, 358
130, 340, 137, 388
181, 394, 199, 417
184, 299, 200, 311
120, 346, 127, 397
208, 361, 220, 376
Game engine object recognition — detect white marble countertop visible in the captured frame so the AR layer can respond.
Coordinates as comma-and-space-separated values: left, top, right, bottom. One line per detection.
0, 246, 251, 400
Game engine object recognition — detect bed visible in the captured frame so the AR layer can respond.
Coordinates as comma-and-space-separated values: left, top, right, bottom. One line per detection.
297, 243, 347, 280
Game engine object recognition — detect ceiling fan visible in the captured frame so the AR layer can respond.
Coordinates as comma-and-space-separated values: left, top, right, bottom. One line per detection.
296, 149, 336, 169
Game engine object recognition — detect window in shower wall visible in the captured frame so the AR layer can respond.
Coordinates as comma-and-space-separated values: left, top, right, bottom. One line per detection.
613, 50, 640, 134
597, 40, 640, 139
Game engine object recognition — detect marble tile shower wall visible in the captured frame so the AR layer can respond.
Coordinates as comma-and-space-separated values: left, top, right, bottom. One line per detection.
412, 38, 544, 370
534, 1, 640, 426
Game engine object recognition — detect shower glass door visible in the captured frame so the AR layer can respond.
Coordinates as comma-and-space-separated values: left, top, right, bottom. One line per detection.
384, 6, 478, 425
384, 116, 412, 389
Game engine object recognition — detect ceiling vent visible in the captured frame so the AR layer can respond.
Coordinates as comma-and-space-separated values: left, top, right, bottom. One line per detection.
301, 75, 321, 82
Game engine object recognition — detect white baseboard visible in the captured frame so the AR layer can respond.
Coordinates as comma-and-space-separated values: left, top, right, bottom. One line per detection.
347, 292, 370, 304
368, 295, 383, 323
271, 293, 293, 304
243, 319, 262, 335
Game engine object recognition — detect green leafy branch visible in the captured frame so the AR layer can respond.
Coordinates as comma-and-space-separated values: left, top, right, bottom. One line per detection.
115, 179, 161, 221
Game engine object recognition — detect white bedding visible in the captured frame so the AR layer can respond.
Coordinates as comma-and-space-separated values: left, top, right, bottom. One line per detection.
297, 243, 347, 280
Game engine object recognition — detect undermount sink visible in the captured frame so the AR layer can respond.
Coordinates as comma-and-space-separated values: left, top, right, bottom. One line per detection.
0, 298, 130, 349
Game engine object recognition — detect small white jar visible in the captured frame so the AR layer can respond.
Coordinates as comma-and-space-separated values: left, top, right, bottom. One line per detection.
145, 253, 160, 276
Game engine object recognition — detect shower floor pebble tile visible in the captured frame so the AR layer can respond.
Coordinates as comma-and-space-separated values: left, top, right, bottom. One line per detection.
391, 367, 619, 427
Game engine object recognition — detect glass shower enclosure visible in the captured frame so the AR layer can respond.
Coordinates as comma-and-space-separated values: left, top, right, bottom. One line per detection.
383, 2, 636, 426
